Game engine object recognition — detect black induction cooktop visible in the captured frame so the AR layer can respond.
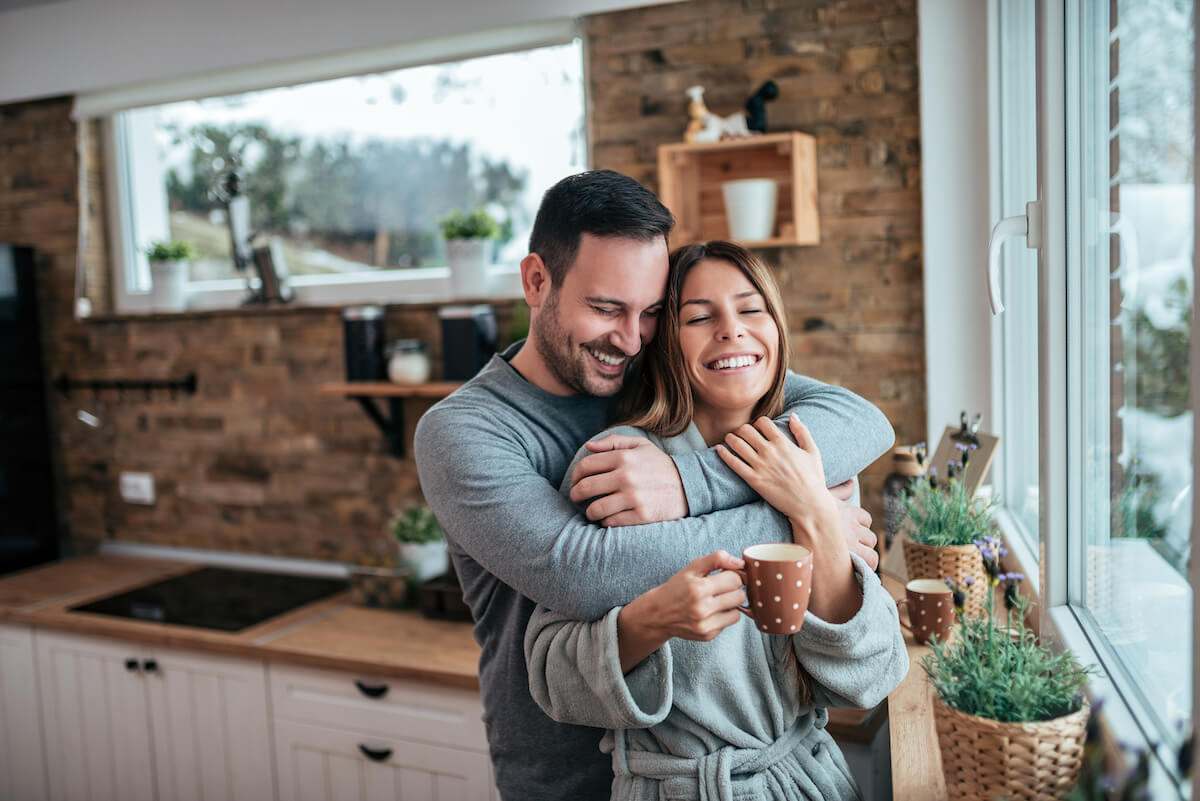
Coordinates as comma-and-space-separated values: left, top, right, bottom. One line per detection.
70, 566, 349, 632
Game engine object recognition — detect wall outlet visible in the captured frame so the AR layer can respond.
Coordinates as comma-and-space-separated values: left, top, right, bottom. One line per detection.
119, 471, 156, 505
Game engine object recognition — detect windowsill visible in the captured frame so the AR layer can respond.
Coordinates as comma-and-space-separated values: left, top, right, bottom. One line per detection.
89, 266, 524, 322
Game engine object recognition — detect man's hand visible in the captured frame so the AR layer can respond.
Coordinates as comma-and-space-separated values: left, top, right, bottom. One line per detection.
837, 500, 878, 570
569, 434, 688, 526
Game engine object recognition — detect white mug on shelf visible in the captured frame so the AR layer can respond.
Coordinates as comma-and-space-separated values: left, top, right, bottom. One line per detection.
721, 178, 778, 242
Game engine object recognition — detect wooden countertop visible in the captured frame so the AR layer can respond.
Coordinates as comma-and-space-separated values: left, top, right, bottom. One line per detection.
0, 555, 481, 689
882, 571, 948, 801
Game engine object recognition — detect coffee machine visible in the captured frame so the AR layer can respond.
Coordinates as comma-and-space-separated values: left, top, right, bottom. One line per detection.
439, 305, 497, 381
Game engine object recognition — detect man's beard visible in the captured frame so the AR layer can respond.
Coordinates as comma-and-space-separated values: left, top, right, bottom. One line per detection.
532, 291, 630, 398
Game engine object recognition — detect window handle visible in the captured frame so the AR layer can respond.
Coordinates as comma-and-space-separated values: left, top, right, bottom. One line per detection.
987, 200, 1042, 315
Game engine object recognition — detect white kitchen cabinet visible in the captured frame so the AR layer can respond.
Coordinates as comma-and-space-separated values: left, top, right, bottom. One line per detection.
270, 664, 498, 800
34, 630, 274, 801
274, 718, 492, 801
0, 624, 49, 801
144, 644, 274, 801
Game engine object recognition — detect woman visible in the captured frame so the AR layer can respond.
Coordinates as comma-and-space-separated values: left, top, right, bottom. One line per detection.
524, 241, 908, 801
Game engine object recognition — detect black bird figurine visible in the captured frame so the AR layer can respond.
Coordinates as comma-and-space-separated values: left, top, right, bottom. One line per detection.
745, 80, 780, 134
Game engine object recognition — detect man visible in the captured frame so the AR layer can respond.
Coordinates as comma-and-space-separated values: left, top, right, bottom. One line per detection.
414, 170, 893, 801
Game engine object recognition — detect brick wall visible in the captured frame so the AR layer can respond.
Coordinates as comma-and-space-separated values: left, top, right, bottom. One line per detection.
586, 0, 926, 520
2, 0, 924, 561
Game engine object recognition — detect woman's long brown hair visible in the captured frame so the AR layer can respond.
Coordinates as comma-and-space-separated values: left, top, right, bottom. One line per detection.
617, 240, 792, 435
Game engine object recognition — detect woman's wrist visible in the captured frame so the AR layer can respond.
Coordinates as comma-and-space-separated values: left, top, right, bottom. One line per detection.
617, 589, 669, 673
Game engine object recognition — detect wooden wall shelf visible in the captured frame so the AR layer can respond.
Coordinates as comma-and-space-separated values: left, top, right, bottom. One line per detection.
657, 132, 820, 248
318, 382, 462, 399
319, 382, 462, 456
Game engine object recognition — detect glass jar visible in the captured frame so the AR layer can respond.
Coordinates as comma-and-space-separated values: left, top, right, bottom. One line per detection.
386, 339, 431, 385
882, 446, 926, 547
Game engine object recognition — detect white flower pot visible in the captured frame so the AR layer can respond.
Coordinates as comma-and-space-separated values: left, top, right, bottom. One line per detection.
446, 238, 491, 298
148, 259, 190, 311
397, 540, 448, 582
721, 178, 778, 242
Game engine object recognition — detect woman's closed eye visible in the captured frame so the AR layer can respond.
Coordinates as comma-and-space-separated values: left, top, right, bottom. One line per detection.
740, 307, 763, 315
684, 314, 711, 325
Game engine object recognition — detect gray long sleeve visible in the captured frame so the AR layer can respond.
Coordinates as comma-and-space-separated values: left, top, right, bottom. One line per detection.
674, 372, 894, 516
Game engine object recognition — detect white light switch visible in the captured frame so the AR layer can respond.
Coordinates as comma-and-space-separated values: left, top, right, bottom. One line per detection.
119, 471, 156, 505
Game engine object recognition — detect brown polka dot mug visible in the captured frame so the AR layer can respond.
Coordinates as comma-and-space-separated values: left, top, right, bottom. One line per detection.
736, 543, 814, 634
897, 578, 956, 645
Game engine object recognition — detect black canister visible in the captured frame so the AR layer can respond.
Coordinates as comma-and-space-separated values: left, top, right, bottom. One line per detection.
342, 305, 386, 381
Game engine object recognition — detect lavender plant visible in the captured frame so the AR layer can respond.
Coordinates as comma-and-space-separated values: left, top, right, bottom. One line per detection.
921, 537, 1090, 723
902, 450, 997, 546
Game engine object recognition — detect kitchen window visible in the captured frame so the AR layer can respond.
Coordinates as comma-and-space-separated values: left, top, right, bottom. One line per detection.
81, 21, 585, 313
989, 0, 1193, 787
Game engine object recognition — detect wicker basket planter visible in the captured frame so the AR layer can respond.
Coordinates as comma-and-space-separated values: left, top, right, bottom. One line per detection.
902, 535, 988, 618
933, 693, 1089, 801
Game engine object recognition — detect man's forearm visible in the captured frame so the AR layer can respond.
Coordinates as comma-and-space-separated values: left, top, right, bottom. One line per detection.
676, 371, 894, 516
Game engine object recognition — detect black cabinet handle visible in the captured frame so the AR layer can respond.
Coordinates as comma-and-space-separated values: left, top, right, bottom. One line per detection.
142, 659, 158, 673
125, 658, 139, 672
357, 744, 393, 762
354, 680, 389, 699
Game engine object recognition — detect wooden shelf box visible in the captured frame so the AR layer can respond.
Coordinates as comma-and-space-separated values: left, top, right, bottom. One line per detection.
657, 131, 819, 248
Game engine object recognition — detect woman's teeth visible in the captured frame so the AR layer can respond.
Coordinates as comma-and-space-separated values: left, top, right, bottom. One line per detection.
709, 355, 759, 370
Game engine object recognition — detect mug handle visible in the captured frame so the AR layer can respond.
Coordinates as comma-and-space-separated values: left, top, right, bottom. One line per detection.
895, 598, 913, 635
734, 568, 755, 619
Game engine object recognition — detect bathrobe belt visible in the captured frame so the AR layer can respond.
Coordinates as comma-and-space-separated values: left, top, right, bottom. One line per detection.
618, 709, 828, 801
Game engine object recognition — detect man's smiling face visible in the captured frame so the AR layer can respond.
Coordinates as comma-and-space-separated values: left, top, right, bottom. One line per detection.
532, 233, 668, 397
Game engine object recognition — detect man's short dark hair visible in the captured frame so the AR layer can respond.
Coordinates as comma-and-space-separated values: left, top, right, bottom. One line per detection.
528, 169, 675, 286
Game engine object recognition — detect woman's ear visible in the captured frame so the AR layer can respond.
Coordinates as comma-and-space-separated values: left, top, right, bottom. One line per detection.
520, 253, 552, 308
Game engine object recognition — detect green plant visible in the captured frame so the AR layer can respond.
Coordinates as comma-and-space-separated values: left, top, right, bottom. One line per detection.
145, 240, 196, 261
922, 537, 1091, 724
438, 209, 500, 240
902, 458, 998, 546
390, 504, 443, 545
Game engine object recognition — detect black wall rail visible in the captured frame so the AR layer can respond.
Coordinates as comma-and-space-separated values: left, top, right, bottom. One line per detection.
53, 372, 198, 400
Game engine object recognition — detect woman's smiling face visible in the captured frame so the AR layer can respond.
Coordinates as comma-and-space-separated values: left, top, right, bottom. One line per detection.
677, 257, 780, 422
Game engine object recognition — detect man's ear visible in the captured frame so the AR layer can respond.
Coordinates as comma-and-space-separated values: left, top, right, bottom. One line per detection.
520, 253, 552, 307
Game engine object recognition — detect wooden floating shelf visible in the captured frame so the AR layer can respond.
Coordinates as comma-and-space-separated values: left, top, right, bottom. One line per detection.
319, 382, 462, 457
657, 131, 820, 248
318, 382, 463, 399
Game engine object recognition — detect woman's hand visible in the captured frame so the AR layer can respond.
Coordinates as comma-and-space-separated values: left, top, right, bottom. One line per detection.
718, 415, 862, 624
617, 550, 746, 672
716, 414, 839, 526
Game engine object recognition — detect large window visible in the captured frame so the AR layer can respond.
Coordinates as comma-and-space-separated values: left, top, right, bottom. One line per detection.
991, 0, 1193, 781
1070, 0, 1193, 747
97, 29, 584, 312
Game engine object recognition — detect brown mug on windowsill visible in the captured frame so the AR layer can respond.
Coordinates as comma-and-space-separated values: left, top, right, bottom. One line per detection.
736, 543, 814, 634
896, 578, 956, 645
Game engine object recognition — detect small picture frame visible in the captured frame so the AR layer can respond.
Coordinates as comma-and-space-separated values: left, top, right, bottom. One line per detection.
927, 423, 999, 499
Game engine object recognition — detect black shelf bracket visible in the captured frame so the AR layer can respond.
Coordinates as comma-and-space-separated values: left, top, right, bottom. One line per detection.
53, 372, 198, 400
349, 395, 407, 457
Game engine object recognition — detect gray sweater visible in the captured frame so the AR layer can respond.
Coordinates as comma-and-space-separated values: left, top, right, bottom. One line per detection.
413, 343, 894, 801
525, 423, 910, 801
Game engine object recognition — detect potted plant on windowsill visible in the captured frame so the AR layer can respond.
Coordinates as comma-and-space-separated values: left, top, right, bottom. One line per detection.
145, 240, 195, 312
926, 540, 1092, 801
901, 449, 994, 617
391, 504, 448, 582
439, 208, 500, 298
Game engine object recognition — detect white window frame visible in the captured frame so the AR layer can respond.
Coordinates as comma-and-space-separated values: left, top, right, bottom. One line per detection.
981, 0, 1196, 794
78, 19, 582, 315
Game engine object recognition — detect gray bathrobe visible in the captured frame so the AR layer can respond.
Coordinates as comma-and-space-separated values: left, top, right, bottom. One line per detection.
524, 424, 909, 801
